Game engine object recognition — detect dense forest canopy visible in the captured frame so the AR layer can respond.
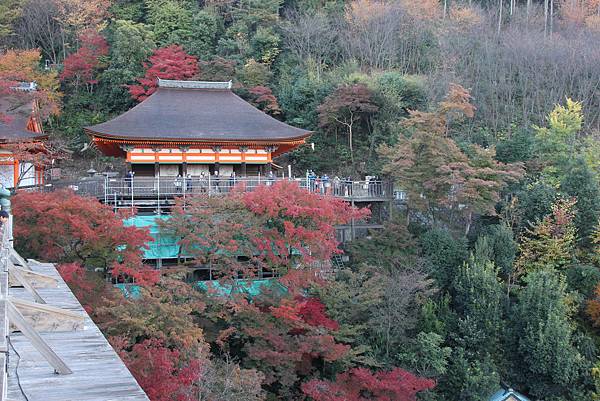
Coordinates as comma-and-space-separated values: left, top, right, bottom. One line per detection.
5, 0, 600, 400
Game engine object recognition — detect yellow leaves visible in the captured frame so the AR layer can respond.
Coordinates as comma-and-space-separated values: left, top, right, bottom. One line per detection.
55, 0, 110, 33
398, 0, 441, 20
547, 98, 583, 135
0, 49, 62, 118
346, 0, 394, 25
515, 198, 578, 277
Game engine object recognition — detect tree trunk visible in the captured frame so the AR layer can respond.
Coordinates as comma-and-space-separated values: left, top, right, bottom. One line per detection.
527, 0, 532, 21
497, 0, 503, 36
443, 0, 448, 19
550, 0, 554, 36
544, 0, 549, 37
465, 210, 472, 236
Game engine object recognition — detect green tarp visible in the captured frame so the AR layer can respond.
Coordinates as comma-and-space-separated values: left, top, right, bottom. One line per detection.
123, 215, 180, 259
123, 215, 304, 260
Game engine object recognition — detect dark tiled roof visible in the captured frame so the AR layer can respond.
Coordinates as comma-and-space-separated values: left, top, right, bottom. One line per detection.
0, 98, 46, 143
86, 83, 311, 143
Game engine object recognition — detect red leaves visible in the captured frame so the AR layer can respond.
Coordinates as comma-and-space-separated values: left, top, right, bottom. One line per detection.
60, 29, 109, 87
318, 83, 379, 129
301, 367, 436, 401
13, 189, 159, 285
235, 296, 349, 394
115, 338, 203, 401
248, 86, 281, 116
129, 45, 199, 102
167, 180, 368, 289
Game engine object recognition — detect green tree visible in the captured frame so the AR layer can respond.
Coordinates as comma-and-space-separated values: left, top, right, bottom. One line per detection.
145, 0, 193, 46
511, 269, 586, 400
515, 198, 577, 276
561, 157, 600, 247
452, 257, 504, 358
477, 223, 517, 279
534, 98, 583, 184
186, 9, 222, 59
420, 228, 468, 290
98, 20, 155, 112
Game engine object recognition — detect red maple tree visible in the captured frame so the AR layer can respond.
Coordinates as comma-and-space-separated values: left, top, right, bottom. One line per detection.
60, 29, 109, 91
165, 180, 369, 289
114, 338, 203, 401
301, 367, 436, 401
247, 86, 281, 116
12, 189, 158, 285
129, 45, 199, 101
214, 294, 348, 397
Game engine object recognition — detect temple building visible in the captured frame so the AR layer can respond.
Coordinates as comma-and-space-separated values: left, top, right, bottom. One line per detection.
0, 95, 46, 189
86, 79, 311, 177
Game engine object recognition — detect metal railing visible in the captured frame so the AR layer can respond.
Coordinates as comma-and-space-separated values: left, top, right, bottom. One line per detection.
47, 176, 394, 205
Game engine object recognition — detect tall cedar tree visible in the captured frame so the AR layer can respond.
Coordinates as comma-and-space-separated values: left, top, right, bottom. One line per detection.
379, 84, 523, 233
12, 190, 158, 285
318, 83, 379, 167
128, 44, 199, 101
60, 29, 109, 91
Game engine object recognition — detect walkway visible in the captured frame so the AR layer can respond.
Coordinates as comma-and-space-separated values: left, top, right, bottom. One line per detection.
0, 229, 149, 401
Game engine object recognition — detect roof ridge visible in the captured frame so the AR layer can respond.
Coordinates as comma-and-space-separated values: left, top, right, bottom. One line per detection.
157, 79, 232, 90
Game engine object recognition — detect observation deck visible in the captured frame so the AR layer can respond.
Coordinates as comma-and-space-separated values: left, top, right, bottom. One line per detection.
49, 176, 395, 213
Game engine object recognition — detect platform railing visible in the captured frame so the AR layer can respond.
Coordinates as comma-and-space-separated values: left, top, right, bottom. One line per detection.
46, 176, 394, 203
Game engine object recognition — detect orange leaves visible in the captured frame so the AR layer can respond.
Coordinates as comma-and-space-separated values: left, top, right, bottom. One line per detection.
439, 83, 476, 122
0, 49, 61, 119
168, 180, 368, 287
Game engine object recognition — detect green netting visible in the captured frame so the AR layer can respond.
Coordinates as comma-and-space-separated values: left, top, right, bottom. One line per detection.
115, 278, 287, 299
123, 215, 180, 259
196, 279, 288, 297
123, 215, 304, 260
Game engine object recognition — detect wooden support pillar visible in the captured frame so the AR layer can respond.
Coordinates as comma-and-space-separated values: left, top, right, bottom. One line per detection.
182, 162, 188, 176
214, 162, 220, 174
241, 162, 247, 177
154, 162, 160, 177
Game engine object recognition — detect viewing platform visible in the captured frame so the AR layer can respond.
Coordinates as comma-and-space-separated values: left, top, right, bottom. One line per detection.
0, 226, 149, 401
49, 176, 395, 212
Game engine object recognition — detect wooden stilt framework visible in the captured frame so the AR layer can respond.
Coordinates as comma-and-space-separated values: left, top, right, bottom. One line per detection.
0, 221, 85, 400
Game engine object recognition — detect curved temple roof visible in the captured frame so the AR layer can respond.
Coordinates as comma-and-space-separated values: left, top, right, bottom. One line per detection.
0, 98, 46, 143
85, 80, 311, 144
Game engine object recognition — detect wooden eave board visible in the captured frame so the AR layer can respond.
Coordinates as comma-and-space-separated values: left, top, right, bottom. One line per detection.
6, 261, 149, 401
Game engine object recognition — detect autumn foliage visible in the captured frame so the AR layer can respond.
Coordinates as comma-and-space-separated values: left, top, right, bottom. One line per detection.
165, 180, 369, 286
114, 338, 203, 401
0, 49, 61, 121
60, 29, 109, 89
12, 189, 158, 285
301, 367, 436, 401
129, 45, 199, 101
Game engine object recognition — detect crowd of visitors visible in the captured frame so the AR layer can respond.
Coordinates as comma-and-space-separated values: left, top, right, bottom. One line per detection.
307, 170, 384, 197
121, 169, 386, 198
